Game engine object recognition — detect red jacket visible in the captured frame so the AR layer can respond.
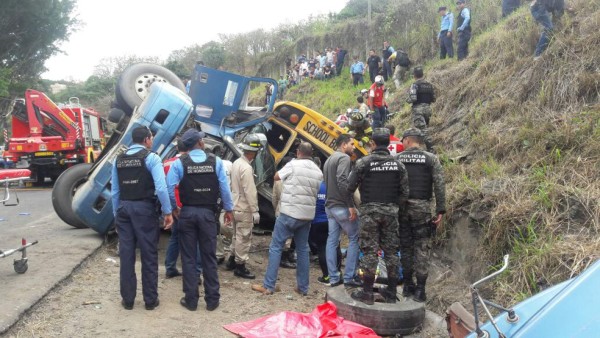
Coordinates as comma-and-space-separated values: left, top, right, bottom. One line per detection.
368, 83, 385, 108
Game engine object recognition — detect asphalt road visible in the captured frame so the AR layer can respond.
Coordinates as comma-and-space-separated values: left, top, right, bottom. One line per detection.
0, 187, 103, 334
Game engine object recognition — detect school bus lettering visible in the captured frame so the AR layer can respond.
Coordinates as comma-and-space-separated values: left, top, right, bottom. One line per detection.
303, 121, 336, 148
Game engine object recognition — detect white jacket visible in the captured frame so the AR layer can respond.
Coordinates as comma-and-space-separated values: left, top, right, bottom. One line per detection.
279, 158, 323, 220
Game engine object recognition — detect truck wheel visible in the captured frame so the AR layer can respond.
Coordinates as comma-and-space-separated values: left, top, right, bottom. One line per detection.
52, 163, 92, 229
108, 107, 125, 123
115, 63, 185, 115
326, 285, 425, 336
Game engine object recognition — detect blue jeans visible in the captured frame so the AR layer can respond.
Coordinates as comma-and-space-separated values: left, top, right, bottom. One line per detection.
164, 219, 202, 277
263, 213, 311, 294
325, 206, 360, 284
531, 2, 553, 57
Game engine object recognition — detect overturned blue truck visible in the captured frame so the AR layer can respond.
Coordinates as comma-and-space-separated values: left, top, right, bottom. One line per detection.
52, 63, 367, 234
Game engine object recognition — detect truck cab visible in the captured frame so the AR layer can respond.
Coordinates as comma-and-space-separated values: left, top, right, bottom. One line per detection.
55, 64, 366, 234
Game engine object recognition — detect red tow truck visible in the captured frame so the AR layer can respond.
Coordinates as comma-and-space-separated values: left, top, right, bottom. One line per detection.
3, 90, 106, 184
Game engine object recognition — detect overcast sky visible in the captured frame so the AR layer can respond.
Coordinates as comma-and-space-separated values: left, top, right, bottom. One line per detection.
43, 0, 349, 81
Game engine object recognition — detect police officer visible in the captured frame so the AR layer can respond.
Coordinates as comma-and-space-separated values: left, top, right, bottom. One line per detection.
347, 128, 409, 304
395, 128, 446, 303
111, 126, 173, 311
166, 129, 234, 311
407, 66, 436, 152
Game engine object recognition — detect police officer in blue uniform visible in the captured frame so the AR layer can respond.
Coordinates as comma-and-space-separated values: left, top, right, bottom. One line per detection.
167, 129, 234, 311
111, 126, 173, 311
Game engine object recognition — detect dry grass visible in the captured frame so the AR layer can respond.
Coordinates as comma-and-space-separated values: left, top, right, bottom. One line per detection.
416, 0, 600, 307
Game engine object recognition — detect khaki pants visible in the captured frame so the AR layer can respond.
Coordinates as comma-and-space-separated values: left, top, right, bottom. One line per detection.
230, 210, 253, 264
216, 211, 232, 259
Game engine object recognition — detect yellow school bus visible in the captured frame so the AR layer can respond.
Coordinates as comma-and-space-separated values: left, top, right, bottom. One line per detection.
266, 101, 368, 164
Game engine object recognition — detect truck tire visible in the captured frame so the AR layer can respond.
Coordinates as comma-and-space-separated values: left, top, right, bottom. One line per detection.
108, 107, 125, 123
115, 63, 185, 115
52, 163, 92, 229
326, 285, 425, 336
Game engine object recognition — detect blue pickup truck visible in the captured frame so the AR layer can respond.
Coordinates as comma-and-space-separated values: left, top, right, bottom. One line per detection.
52, 63, 366, 234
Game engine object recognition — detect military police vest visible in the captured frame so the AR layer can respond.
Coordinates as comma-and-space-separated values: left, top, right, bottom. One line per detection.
116, 148, 155, 201
179, 153, 219, 207
360, 154, 402, 204
413, 80, 435, 105
396, 150, 433, 199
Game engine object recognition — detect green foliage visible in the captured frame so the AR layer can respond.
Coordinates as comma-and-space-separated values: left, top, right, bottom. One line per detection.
0, 0, 79, 81
284, 69, 366, 120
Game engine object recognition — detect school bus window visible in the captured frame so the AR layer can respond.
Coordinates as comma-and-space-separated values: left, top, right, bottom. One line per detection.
266, 122, 291, 153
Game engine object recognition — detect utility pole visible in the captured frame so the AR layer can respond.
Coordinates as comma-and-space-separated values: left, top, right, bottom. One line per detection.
366, 0, 371, 60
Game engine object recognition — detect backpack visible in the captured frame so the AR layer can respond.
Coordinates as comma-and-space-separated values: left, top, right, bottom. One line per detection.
396, 51, 411, 67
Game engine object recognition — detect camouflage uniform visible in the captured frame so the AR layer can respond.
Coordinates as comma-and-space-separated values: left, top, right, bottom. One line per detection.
407, 79, 436, 151
348, 144, 409, 304
395, 142, 446, 302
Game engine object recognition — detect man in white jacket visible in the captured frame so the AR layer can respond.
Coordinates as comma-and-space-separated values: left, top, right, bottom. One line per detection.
252, 142, 323, 295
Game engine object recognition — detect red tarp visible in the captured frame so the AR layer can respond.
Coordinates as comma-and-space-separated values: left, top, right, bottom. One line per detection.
223, 301, 380, 338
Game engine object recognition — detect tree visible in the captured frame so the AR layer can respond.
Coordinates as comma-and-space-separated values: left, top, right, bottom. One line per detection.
0, 0, 79, 81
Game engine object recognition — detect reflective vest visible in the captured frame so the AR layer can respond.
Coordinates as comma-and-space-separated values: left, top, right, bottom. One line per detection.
179, 153, 219, 207
116, 149, 155, 201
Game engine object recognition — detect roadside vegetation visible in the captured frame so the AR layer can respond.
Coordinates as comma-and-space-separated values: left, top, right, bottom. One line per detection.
1, 0, 598, 314
287, 0, 600, 312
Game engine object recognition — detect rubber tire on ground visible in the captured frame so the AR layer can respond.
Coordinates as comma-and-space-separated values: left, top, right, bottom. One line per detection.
14, 260, 28, 274
52, 163, 92, 229
115, 63, 185, 115
326, 285, 425, 336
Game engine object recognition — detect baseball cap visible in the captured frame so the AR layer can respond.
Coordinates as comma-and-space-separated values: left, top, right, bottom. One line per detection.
181, 129, 206, 148
402, 128, 423, 139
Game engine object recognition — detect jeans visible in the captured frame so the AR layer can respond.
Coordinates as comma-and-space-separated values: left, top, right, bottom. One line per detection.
325, 206, 360, 284
263, 213, 311, 294
531, 3, 553, 57
164, 219, 202, 277
372, 106, 387, 128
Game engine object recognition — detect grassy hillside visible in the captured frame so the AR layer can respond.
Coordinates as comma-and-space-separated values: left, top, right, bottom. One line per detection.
286, 0, 600, 310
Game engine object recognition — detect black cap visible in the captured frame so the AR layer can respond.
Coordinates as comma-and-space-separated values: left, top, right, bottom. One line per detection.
438, 6, 447, 11
372, 128, 391, 145
181, 129, 206, 148
402, 128, 423, 138
132, 126, 152, 143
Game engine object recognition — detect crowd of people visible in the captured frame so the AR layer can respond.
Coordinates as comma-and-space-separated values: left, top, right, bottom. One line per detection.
110, 0, 571, 314
111, 109, 446, 311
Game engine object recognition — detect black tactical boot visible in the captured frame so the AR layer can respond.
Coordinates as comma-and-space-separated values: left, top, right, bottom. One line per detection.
351, 274, 375, 305
225, 255, 236, 271
380, 277, 398, 303
412, 273, 428, 303
402, 270, 416, 297
234, 263, 256, 279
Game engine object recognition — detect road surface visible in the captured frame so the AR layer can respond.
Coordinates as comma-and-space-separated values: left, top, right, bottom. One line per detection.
0, 188, 103, 334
